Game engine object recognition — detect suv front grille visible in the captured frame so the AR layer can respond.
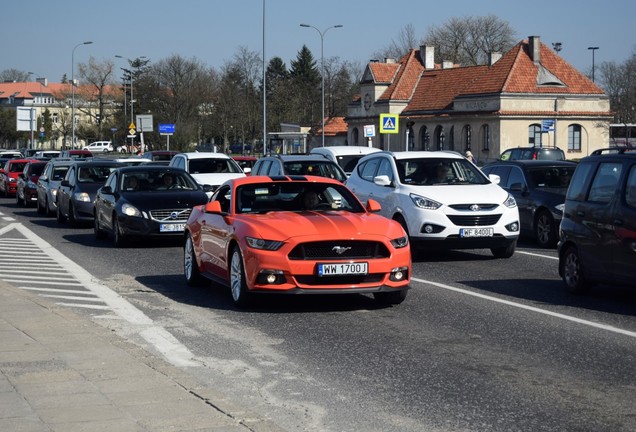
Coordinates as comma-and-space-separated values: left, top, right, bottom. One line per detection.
149, 208, 192, 222
289, 241, 389, 260
448, 214, 502, 226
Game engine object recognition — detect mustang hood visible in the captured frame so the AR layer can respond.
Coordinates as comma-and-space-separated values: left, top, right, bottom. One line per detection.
240, 211, 403, 241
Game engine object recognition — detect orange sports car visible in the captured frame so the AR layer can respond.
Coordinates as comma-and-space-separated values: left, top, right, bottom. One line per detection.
184, 175, 411, 307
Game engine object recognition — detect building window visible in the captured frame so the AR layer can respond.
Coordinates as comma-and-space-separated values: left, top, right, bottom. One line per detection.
435, 126, 445, 150
419, 126, 430, 151
52, 113, 58, 124
352, 127, 359, 145
529, 124, 542, 146
568, 124, 582, 151
448, 126, 455, 152
462, 125, 472, 151
481, 124, 490, 151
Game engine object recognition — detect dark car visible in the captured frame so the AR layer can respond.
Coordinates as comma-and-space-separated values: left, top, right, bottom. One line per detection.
16, 160, 47, 207
56, 160, 124, 227
499, 146, 566, 161
251, 154, 347, 182
36, 159, 78, 216
558, 148, 636, 293
138, 151, 179, 162
59, 149, 93, 159
93, 166, 210, 247
481, 160, 577, 247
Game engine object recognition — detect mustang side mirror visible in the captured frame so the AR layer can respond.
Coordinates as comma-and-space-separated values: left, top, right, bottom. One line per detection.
204, 200, 222, 214
366, 198, 382, 212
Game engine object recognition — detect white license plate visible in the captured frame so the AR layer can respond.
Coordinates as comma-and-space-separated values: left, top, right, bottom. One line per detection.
460, 228, 494, 237
160, 223, 185, 232
317, 262, 368, 276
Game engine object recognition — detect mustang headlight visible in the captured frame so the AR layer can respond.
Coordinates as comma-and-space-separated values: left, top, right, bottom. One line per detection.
73, 192, 91, 202
410, 193, 442, 210
122, 203, 141, 217
390, 236, 409, 249
246, 237, 284, 251
503, 193, 517, 208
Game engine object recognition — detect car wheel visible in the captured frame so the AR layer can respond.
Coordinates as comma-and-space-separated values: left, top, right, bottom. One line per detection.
56, 203, 67, 223
491, 240, 516, 258
373, 289, 407, 305
229, 247, 251, 307
535, 210, 557, 248
561, 245, 591, 294
15, 190, 22, 206
68, 203, 78, 227
93, 212, 107, 240
113, 218, 128, 247
184, 233, 206, 286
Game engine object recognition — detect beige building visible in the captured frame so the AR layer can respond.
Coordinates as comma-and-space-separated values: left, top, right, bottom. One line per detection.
346, 36, 612, 163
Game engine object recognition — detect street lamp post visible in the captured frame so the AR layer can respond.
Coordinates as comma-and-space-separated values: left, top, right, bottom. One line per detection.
300, 23, 343, 147
71, 41, 93, 149
28, 72, 44, 150
588, 46, 599, 83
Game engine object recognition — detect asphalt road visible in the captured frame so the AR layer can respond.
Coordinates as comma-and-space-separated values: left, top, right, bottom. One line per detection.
2, 197, 636, 432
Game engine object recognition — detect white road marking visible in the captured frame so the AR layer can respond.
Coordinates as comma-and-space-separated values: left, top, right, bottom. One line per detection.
411, 277, 636, 338
517, 250, 559, 260
0, 222, 199, 368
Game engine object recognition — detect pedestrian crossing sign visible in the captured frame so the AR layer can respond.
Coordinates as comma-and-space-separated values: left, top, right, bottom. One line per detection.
379, 114, 399, 134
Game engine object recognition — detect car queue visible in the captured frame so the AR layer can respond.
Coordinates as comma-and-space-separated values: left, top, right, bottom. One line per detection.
1, 145, 634, 306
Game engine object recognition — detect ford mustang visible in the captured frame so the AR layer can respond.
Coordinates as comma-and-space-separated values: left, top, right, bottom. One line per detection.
184, 175, 411, 307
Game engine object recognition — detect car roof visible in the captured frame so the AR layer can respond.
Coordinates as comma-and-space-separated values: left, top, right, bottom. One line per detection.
116, 165, 187, 173
484, 160, 578, 167
228, 174, 343, 187
69, 160, 125, 167
177, 152, 231, 160
232, 156, 258, 161
310, 146, 381, 156
264, 154, 334, 162
361, 150, 464, 161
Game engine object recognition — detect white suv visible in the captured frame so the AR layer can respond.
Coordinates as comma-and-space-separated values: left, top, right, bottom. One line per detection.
168, 152, 245, 194
310, 145, 381, 176
345, 151, 520, 257
83, 141, 113, 153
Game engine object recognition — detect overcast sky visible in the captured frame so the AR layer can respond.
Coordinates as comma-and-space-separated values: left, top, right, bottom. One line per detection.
3, 0, 634, 82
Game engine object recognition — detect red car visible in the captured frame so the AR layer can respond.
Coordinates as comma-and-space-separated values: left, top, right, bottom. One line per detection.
16, 160, 48, 206
232, 155, 258, 175
184, 175, 411, 307
0, 158, 37, 197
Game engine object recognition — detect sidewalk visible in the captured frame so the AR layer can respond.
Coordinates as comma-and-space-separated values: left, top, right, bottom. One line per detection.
0, 281, 285, 432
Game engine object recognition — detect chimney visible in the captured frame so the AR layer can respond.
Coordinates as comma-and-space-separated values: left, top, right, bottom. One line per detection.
384, 58, 396, 64
420, 45, 435, 69
489, 52, 502, 65
442, 61, 454, 69
528, 35, 541, 64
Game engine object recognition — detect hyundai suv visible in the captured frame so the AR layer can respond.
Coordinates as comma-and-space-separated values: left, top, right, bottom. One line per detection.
251, 154, 347, 182
558, 148, 636, 293
345, 151, 520, 257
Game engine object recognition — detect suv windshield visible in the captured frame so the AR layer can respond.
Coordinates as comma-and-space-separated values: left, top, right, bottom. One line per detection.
283, 161, 347, 182
189, 158, 242, 174
397, 158, 489, 185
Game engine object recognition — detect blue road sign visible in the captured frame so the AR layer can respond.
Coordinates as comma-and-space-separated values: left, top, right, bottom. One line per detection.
159, 123, 175, 134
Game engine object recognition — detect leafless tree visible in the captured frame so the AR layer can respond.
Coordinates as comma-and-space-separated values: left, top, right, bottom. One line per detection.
371, 24, 420, 62
599, 46, 636, 125
424, 15, 516, 66
76, 57, 117, 141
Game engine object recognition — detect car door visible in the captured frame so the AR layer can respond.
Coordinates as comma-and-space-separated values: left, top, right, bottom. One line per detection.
504, 166, 533, 232
58, 165, 76, 216
612, 162, 636, 284
95, 172, 118, 231
347, 156, 381, 204
198, 185, 233, 280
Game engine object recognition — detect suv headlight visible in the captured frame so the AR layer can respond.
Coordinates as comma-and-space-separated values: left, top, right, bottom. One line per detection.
410, 193, 442, 210
503, 193, 517, 208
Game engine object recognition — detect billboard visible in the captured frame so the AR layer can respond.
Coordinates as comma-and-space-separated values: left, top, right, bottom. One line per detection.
16, 107, 36, 132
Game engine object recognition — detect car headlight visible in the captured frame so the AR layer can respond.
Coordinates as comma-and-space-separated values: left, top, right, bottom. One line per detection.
390, 236, 409, 248
122, 203, 141, 217
246, 237, 284, 251
73, 192, 91, 202
503, 193, 517, 208
410, 193, 442, 210
51, 189, 58, 197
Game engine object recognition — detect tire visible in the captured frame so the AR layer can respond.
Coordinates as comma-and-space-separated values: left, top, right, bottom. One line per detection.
56, 203, 67, 223
16, 190, 22, 206
561, 245, 591, 294
93, 211, 107, 239
229, 247, 251, 307
534, 210, 557, 248
184, 233, 206, 286
373, 290, 407, 305
491, 240, 516, 258
113, 217, 127, 247
68, 203, 78, 227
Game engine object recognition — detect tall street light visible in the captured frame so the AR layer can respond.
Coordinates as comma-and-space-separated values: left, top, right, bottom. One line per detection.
588, 46, 599, 83
300, 23, 343, 147
71, 41, 93, 149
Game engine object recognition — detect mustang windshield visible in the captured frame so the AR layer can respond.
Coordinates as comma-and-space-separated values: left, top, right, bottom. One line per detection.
236, 182, 363, 214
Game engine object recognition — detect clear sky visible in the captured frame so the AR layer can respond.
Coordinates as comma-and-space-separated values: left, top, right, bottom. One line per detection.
3, 0, 634, 83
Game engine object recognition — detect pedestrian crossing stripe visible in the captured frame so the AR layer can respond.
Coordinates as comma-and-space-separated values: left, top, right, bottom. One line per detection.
379, 114, 399, 134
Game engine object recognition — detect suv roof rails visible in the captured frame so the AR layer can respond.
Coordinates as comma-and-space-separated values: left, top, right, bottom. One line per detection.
590, 147, 636, 155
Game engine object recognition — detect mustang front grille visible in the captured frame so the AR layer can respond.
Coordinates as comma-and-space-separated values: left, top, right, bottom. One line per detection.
289, 241, 390, 260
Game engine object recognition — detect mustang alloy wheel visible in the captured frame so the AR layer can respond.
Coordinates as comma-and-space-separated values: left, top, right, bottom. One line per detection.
230, 247, 251, 307
184, 234, 206, 286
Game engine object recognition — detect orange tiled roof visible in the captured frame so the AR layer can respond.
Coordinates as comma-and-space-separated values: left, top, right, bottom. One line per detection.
315, 117, 348, 136
367, 62, 400, 84
0, 81, 120, 100
378, 50, 424, 102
